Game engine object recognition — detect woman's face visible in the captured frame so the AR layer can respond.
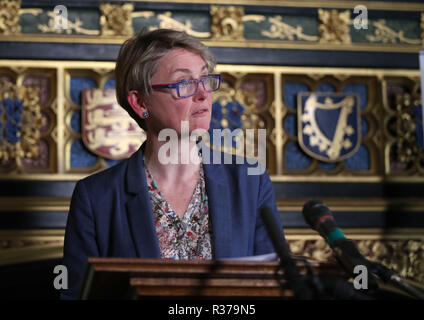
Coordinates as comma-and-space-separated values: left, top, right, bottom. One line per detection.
146, 48, 213, 135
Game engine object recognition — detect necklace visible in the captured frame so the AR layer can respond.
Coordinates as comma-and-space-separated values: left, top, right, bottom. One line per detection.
143, 153, 204, 198
143, 156, 163, 197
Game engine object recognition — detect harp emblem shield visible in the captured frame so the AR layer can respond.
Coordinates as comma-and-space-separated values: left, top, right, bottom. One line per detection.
298, 93, 360, 162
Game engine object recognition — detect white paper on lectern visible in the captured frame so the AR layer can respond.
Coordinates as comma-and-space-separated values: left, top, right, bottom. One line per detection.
222, 252, 278, 261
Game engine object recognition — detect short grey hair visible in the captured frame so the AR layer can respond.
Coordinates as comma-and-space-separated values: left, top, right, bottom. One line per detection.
115, 28, 217, 130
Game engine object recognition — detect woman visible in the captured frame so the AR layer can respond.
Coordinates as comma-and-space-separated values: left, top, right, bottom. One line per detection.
61, 29, 283, 299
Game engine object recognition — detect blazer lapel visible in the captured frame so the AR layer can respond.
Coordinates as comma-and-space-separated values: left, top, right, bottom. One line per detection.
203, 151, 232, 259
125, 146, 161, 258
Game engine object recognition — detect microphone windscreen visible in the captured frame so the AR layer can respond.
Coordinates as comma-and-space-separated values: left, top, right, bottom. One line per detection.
302, 200, 334, 230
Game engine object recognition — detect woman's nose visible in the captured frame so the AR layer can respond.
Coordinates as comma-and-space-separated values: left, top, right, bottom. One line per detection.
193, 82, 208, 101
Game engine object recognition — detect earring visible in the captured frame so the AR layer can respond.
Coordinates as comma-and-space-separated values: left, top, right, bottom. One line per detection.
142, 111, 149, 118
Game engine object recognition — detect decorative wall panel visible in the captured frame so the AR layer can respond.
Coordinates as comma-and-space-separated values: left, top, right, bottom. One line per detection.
0, 61, 424, 182
281, 74, 381, 177
1, 61, 422, 181
0, 67, 56, 174
1, 1, 423, 53
384, 76, 424, 177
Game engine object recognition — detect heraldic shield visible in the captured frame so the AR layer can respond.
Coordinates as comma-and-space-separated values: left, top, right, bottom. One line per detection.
82, 89, 145, 160
297, 93, 361, 162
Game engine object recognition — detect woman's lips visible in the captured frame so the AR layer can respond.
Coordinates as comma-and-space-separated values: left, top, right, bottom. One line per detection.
192, 108, 209, 117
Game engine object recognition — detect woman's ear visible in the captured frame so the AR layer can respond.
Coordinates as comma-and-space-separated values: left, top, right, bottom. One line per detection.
127, 90, 148, 118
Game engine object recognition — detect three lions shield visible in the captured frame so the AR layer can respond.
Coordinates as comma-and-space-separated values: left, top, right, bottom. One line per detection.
81, 89, 145, 160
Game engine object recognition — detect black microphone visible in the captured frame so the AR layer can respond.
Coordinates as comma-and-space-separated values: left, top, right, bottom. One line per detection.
261, 206, 372, 300
302, 200, 389, 281
260, 206, 316, 299
302, 200, 424, 300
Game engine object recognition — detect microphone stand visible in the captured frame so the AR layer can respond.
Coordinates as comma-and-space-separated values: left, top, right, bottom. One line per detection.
368, 260, 424, 300
389, 275, 424, 300
290, 256, 373, 300
272, 257, 320, 300
302, 200, 424, 300
328, 244, 424, 300
260, 206, 372, 300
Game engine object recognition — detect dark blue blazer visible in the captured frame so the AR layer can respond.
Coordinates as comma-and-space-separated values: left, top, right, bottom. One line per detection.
61, 145, 283, 299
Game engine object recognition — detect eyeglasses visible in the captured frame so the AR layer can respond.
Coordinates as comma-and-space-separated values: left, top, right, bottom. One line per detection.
151, 74, 221, 98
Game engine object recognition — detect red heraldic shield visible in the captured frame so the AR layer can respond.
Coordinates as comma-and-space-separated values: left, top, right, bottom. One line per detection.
81, 88, 145, 160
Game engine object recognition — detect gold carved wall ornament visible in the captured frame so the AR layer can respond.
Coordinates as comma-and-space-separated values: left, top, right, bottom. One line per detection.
391, 92, 423, 164
0, 79, 44, 166
384, 77, 424, 177
367, 19, 421, 45
144, 11, 210, 38
214, 72, 266, 129
211, 81, 238, 130
37, 11, 99, 35
0, 0, 21, 34
100, 3, 134, 37
318, 9, 351, 44
210, 77, 259, 156
210, 5, 244, 41
208, 71, 274, 171
357, 239, 424, 284
256, 15, 318, 42
131, 11, 155, 20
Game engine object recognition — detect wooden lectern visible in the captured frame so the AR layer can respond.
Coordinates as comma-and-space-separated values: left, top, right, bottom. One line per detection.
80, 257, 344, 300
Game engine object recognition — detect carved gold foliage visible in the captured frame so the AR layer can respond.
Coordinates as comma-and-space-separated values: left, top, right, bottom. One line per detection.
389, 92, 423, 165
236, 88, 257, 114
367, 19, 421, 45
211, 77, 265, 158
213, 76, 263, 130
213, 81, 236, 109
259, 15, 318, 42
289, 239, 334, 262
100, 3, 134, 37
38, 11, 100, 35
210, 5, 244, 40
0, 0, 21, 34
288, 239, 424, 284
0, 80, 44, 164
145, 11, 210, 38
318, 9, 351, 44
358, 239, 424, 284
